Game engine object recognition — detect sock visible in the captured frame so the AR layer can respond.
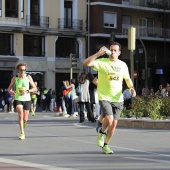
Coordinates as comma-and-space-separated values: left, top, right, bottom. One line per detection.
104, 143, 107, 146
99, 129, 105, 134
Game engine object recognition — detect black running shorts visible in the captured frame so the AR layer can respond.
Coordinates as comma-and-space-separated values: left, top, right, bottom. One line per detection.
14, 100, 31, 110
99, 100, 123, 120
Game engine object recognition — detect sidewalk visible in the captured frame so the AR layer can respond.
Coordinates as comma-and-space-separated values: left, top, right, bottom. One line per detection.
54, 112, 170, 130
1, 109, 170, 130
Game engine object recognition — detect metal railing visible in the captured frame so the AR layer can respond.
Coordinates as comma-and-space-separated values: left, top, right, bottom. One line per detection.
57, 18, 83, 31
26, 15, 49, 28
122, 24, 170, 38
122, 0, 170, 9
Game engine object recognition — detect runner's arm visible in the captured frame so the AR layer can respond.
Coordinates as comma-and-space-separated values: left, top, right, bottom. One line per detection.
83, 46, 107, 67
124, 78, 136, 97
8, 76, 16, 96
28, 75, 37, 93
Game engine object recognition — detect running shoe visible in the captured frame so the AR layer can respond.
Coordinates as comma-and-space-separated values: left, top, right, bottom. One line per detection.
97, 132, 105, 147
18, 133, 25, 140
102, 145, 114, 154
24, 121, 27, 129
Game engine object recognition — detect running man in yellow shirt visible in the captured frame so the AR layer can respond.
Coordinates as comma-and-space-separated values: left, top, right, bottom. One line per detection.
83, 42, 136, 154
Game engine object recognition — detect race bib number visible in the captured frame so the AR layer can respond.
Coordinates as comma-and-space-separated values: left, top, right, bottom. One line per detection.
18, 87, 25, 94
107, 73, 119, 81
32, 94, 36, 98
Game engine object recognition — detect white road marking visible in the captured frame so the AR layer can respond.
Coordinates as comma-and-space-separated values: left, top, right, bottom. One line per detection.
0, 158, 77, 170
122, 156, 170, 163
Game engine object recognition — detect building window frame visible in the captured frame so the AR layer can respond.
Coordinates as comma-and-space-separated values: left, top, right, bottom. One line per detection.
5, 0, 18, 18
55, 37, 79, 58
21, 0, 24, 19
0, 33, 14, 55
104, 11, 117, 28
64, 0, 73, 28
24, 35, 45, 57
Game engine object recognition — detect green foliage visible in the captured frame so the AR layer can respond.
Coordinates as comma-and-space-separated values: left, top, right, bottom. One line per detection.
121, 96, 170, 120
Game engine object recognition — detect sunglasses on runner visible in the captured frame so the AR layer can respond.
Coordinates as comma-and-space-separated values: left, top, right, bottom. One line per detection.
19, 69, 26, 72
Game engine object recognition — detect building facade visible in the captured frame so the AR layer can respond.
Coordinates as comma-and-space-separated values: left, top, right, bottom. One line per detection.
0, 0, 87, 93
87, 0, 170, 91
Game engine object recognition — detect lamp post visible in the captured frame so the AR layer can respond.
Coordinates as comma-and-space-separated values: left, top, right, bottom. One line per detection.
128, 27, 136, 85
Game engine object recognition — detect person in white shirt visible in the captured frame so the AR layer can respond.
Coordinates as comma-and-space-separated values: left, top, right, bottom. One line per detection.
123, 88, 132, 110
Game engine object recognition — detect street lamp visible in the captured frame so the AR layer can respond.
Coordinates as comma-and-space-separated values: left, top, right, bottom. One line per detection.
128, 27, 136, 85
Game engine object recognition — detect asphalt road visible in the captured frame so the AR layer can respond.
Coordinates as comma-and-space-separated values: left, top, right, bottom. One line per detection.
0, 111, 170, 170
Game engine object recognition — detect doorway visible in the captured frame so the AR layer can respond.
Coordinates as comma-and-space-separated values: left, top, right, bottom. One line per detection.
0, 71, 13, 89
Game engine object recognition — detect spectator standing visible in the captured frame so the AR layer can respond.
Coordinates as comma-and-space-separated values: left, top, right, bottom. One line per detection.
123, 88, 132, 110
5, 91, 13, 112
59, 81, 67, 114
45, 88, 52, 111
70, 79, 78, 115
77, 73, 95, 123
63, 80, 74, 117
87, 73, 96, 114
50, 90, 56, 111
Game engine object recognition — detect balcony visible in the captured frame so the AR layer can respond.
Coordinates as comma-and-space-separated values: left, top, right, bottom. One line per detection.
57, 18, 83, 31
122, 24, 170, 39
26, 15, 49, 28
122, 0, 170, 10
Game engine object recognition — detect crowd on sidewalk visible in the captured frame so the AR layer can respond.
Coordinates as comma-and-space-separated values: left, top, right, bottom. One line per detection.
1, 77, 170, 121
0, 72, 102, 123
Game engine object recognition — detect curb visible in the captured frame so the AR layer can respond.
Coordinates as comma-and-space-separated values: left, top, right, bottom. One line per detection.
53, 112, 170, 130
117, 119, 170, 130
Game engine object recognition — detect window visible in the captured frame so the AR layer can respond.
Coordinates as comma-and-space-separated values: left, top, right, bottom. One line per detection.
122, 15, 131, 35
56, 37, 79, 58
64, 1, 72, 28
24, 35, 45, 57
0, 34, 14, 55
5, 0, 18, 18
21, 0, 24, 19
139, 18, 155, 37
30, 0, 40, 26
104, 12, 117, 28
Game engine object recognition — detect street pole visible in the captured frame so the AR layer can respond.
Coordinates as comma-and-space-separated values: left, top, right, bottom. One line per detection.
130, 50, 134, 84
136, 60, 139, 93
128, 27, 136, 85
70, 53, 73, 81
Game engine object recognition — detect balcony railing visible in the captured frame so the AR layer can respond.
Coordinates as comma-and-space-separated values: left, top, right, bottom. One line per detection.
122, 0, 170, 10
122, 24, 170, 38
57, 18, 83, 31
26, 15, 49, 28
